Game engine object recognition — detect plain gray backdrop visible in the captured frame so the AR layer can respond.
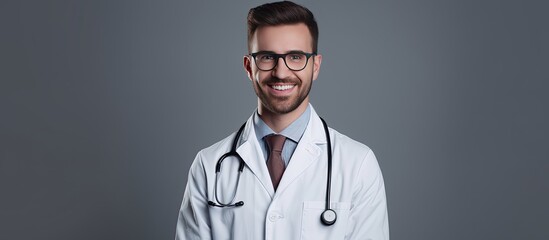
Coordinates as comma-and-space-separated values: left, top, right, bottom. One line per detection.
1, 0, 548, 239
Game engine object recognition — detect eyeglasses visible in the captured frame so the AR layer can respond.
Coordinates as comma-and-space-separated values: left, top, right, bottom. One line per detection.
250, 51, 316, 71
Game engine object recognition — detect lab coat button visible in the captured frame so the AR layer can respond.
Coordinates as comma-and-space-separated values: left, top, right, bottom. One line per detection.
268, 214, 277, 222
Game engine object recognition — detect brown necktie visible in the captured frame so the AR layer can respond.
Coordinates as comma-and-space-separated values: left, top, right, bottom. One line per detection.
265, 134, 286, 190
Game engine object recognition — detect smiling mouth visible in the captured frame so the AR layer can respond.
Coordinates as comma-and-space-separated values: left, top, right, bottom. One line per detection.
270, 84, 296, 91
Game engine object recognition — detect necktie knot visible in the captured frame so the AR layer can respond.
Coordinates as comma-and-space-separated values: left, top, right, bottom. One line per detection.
265, 134, 286, 152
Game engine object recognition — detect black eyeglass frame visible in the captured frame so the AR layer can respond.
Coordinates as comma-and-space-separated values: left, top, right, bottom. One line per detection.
249, 51, 317, 71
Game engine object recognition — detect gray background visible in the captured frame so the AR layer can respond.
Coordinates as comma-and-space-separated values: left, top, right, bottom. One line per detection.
1, 0, 548, 239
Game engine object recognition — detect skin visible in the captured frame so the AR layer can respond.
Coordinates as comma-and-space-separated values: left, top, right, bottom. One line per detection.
244, 23, 323, 133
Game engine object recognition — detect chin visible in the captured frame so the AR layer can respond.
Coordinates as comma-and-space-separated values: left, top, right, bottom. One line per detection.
265, 98, 306, 115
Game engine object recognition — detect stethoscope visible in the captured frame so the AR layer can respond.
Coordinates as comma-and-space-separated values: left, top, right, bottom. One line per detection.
207, 117, 337, 226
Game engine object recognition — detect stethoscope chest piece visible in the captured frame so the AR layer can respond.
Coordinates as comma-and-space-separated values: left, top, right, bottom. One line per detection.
321, 209, 337, 226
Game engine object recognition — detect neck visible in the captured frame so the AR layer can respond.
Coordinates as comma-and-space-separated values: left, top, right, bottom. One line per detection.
258, 99, 309, 133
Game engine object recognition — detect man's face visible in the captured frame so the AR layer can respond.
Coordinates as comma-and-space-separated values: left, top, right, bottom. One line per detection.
244, 23, 322, 115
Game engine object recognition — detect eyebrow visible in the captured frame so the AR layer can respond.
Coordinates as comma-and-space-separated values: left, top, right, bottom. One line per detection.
254, 50, 307, 54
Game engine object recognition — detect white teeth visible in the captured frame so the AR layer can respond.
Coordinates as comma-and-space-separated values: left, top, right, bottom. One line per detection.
271, 85, 295, 91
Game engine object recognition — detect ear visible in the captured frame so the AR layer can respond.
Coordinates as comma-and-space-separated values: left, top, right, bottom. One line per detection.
243, 55, 253, 81
312, 54, 322, 81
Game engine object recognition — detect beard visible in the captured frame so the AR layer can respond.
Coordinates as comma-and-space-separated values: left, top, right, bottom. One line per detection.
252, 75, 313, 115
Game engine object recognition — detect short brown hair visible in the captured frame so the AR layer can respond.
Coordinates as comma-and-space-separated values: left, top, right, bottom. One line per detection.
247, 1, 319, 53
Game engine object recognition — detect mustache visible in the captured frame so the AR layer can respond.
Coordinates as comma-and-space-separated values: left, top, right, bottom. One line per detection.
263, 77, 299, 85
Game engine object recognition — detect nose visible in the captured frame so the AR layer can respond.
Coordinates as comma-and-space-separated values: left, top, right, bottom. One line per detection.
271, 57, 292, 79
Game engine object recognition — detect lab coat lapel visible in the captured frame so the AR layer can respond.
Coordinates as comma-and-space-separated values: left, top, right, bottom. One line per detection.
275, 107, 327, 195
235, 115, 276, 197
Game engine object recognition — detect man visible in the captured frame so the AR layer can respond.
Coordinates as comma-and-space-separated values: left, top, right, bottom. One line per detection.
176, 1, 389, 239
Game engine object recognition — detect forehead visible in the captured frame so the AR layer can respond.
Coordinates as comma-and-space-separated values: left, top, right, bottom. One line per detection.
250, 23, 313, 53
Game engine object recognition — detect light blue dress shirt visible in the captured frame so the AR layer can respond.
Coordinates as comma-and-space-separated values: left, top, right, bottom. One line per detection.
253, 105, 311, 167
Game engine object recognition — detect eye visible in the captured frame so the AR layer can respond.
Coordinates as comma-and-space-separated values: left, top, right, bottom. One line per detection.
258, 54, 275, 62
287, 54, 305, 62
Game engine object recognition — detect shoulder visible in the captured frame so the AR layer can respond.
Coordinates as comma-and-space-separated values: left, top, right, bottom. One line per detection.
329, 127, 373, 157
196, 132, 236, 161
189, 131, 238, 173
328, 127, 381, 177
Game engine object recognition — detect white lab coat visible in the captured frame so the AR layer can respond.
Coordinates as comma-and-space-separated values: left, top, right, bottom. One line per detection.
176, 106, 389, 240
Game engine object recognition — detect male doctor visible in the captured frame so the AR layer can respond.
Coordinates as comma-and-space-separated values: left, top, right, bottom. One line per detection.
176, 1, 389, 239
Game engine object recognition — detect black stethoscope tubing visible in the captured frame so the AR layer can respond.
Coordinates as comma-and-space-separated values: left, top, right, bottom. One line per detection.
207, 123, 246, 208
207, 117, 337, 226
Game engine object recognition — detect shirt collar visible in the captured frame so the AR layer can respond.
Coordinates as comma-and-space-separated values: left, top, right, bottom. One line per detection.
253, 104, 311, 143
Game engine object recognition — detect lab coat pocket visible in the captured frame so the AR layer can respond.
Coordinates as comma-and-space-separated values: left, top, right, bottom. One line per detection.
301, 201, 351, 240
